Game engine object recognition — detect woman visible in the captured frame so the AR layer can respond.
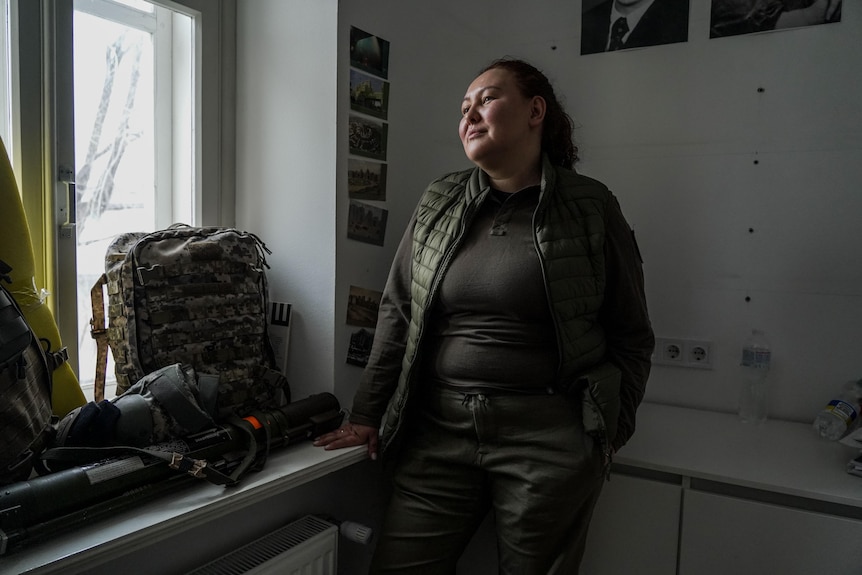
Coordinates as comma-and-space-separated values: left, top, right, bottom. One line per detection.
315, 58, 654, 574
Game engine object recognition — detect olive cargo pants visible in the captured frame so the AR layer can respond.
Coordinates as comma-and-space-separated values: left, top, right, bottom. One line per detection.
370, 386, 606, 574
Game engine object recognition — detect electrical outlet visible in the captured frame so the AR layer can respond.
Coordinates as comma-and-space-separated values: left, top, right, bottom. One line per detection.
685, 340, 713, 369
657, 338, 685, 364
653, 337, 714, 370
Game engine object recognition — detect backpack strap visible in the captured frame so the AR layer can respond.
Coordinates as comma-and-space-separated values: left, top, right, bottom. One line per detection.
0, 287, 31, 368
90, 274, 109, 402
43, 345, 69, 373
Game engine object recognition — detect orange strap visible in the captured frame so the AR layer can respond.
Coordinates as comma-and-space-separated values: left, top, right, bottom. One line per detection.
90, 273, 108, 402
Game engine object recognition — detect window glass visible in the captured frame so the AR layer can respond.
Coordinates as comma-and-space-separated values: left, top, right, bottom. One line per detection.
73, 0, 192, 399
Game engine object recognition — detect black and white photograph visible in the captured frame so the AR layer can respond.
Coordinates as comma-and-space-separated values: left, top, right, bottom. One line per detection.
710, 0, 841, 38
348, 158, 387, 201
349, 115, 388, 161
346, 285, 382, 328
349, 26, 390, 79
346, 328, 375, 367
581, 0, 690, 54
350, 69, 390, 120
347, 199, 388, 246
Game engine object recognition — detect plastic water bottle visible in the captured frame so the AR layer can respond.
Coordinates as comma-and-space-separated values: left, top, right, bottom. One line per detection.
813, 380, 862, 440
738, 329, 770, 424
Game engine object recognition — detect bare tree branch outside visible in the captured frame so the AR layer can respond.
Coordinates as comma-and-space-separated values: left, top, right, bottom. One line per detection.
76, 33, 142, 236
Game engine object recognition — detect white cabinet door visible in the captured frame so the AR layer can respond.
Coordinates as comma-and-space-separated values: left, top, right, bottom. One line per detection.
680, 490, 862, 575
580, 473, 682, 575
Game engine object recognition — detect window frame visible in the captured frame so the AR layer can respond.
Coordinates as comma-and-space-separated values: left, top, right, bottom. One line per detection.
72, 0, 182, 228
10, 0, 236, 380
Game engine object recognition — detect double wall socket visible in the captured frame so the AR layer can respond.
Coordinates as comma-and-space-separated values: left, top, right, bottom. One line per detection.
653, 337, 713, 369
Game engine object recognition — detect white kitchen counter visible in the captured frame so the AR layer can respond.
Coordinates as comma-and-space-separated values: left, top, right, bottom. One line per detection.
615, 402, 861, 509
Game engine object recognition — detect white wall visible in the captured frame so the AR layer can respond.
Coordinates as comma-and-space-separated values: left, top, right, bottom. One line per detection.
236, 0, 338, 401
557, 1, 862, 421
332, 2, 493, 409
238, 0, 862, 423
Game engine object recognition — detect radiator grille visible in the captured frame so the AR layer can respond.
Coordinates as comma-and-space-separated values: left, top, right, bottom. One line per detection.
184, 515, 338, 575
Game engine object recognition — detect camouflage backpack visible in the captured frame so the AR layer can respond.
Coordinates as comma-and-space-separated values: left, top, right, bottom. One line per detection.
90, 225, 288, 420
0, 260, 67, 485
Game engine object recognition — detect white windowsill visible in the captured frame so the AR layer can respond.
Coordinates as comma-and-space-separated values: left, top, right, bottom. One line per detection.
2, 443, 368, 575
5, 403, 859, 575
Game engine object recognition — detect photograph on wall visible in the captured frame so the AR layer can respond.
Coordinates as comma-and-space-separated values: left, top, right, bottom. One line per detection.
346, 285, 383, 328
347, 199, 388, 246
350, 69, 390, 120
580, 0, 689, 55
349, 115, 388, 161
346, 328, 375, 367
350, 26, 390, 79
709, 0, 841, 38
348, 158, 387, 201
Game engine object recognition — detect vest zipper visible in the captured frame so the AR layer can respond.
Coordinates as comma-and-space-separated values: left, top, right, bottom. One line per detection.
382, 193, 485, 455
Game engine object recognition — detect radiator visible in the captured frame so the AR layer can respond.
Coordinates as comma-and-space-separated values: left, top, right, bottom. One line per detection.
184, 515, 338, 575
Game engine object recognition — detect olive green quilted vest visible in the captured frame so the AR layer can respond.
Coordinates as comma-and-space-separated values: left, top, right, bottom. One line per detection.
379, 158, 611, 454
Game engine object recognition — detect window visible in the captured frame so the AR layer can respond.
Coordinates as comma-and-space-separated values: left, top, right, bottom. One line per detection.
10, 0, 235, 401
72, 0, 193, 399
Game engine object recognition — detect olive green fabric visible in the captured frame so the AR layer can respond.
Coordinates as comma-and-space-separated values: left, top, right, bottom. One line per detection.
370, 386, 605, 574
378, 157, 613, 455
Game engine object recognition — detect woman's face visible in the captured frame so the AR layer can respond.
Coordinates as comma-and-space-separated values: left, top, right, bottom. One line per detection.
459, 67, 541, 170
